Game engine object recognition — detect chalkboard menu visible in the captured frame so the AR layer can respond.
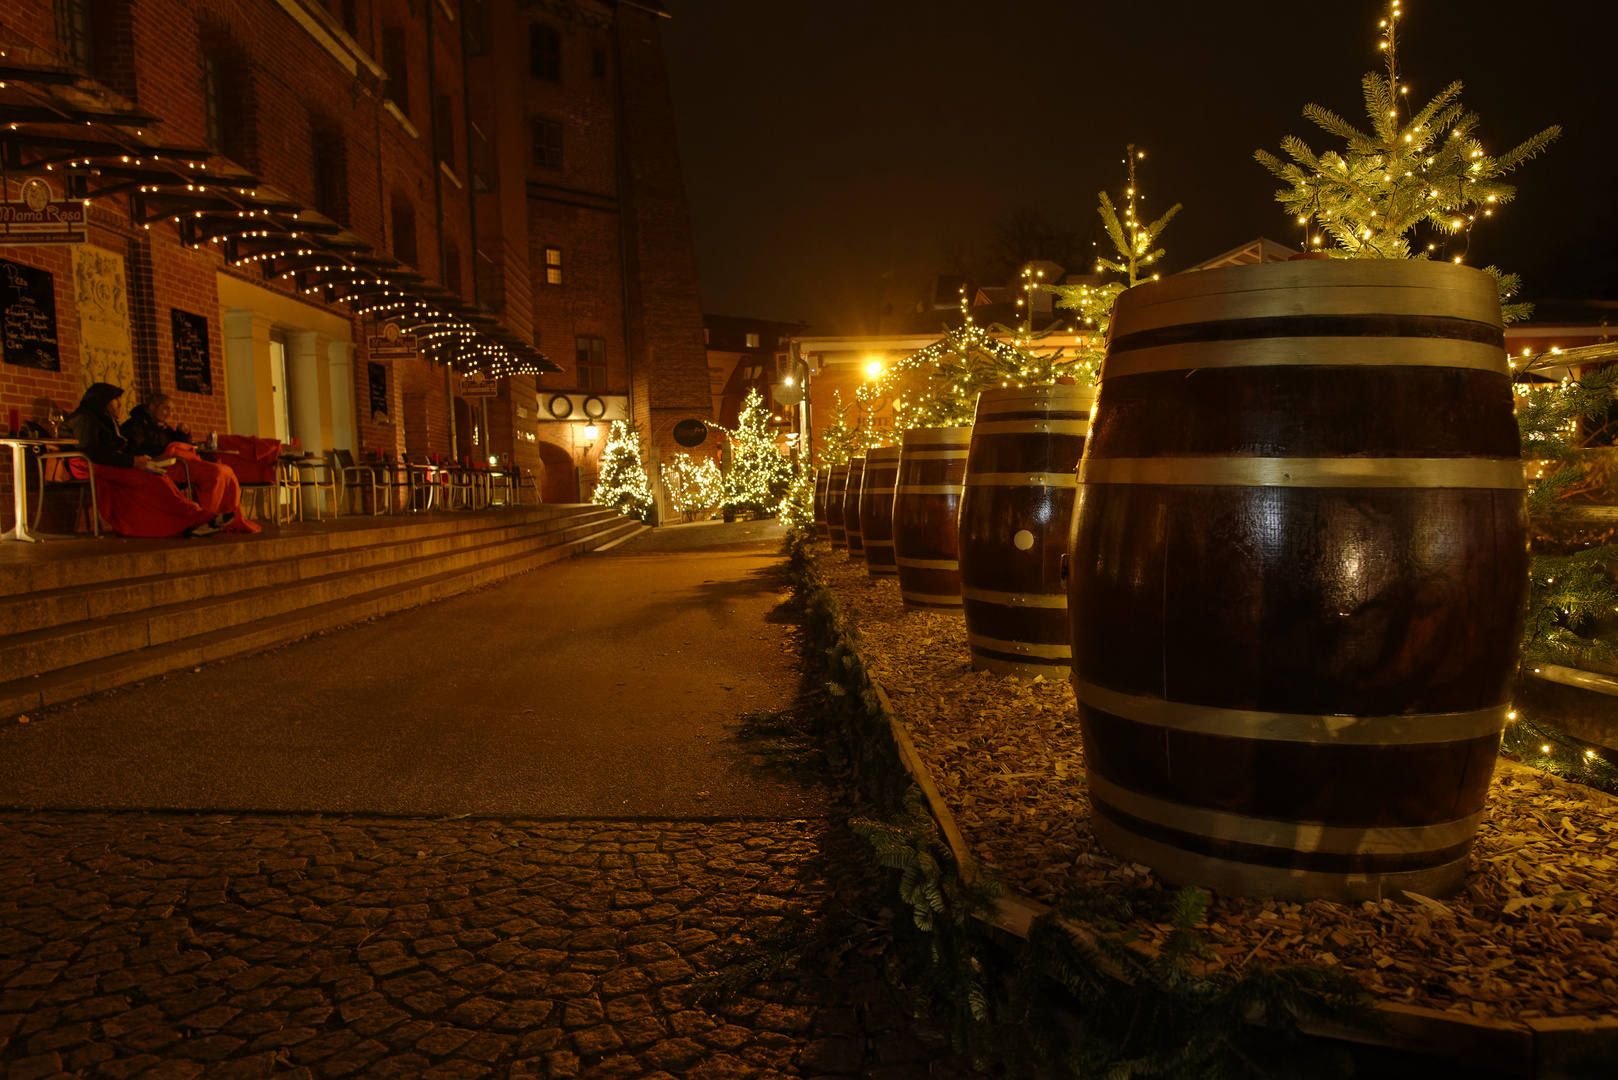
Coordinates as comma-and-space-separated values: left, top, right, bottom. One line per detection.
171, 309, 212, 393
368, 361, 390, 421
0, 257, 60, 371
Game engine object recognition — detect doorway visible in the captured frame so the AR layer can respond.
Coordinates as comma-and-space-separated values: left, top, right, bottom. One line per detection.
537, 440, 577, 503
453, 397, 486, 464
268, 332, 291, 444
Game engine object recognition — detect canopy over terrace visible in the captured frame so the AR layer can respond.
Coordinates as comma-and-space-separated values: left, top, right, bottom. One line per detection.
0, 61, 558, 379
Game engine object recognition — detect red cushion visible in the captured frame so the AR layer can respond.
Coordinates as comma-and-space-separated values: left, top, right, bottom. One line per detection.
216, 435, 282, 483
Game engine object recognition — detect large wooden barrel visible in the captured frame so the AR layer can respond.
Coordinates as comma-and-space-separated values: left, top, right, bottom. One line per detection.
893, 427, 971, 612
860, 445, 901, 577
959, 385, 1093, 676
1068, 259, 1527, 903
813, 467, 830, 539
843, 456, 867, 560
826, 464, 848, 548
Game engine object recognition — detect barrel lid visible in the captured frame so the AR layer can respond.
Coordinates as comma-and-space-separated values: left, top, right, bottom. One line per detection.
973, 384, 1096, 418
866, 444, 902, 461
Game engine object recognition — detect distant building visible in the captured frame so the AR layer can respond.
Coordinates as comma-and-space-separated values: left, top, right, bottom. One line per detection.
0, 0, 707, 505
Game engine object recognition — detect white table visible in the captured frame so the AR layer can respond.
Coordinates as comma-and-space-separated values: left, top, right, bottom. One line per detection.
2, 436, 80, 543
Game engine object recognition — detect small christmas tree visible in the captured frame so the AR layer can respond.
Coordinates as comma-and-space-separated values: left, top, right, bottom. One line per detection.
815, 391, 868, 468
777, 457, 816, 535
592, 420, 656, 522
661, 453, 723, 518
722, 389, 794, 514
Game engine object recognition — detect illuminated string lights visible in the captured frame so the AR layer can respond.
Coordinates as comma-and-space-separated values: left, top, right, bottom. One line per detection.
721, 388, 794, 514
591, 421, 655, 522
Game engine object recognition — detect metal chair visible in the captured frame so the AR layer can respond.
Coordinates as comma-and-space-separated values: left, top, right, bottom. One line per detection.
509, 463, 539, 504
30, 449, 101, 537
333, 449, 385, 515
289, 454, 337, 521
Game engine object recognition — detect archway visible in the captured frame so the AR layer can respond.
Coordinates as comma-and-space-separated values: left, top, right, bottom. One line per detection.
537, 440, 577, 503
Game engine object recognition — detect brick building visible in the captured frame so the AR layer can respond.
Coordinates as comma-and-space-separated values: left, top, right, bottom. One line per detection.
0, 0, 708, 507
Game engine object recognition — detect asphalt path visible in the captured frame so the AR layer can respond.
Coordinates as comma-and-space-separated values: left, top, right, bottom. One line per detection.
0, 519, 821, 818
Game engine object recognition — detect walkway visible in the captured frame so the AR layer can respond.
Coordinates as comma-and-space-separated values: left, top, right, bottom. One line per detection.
0, 521, 977, 1080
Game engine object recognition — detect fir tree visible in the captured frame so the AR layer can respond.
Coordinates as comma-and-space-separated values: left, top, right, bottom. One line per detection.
815, 391, 868, 468
661, 453, 723, 518
1255, 0, 1558, 275
722, 389, 794, 514
591, 420, 655, 523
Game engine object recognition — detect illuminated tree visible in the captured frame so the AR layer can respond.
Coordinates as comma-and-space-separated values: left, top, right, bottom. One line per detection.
661, 453, 723, 518
815, 391, 868, 468
591, 420, 655, 522
722, 389, 794, 514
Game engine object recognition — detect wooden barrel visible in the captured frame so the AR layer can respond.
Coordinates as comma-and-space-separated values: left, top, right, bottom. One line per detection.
959, 384, 1093, 677
893, 427, 971, 612
860, 445, 901, 576
813, 466, 830, 539
843, 456, 867, 560
826, 464, 848, 548
1068, 259, 1527, 903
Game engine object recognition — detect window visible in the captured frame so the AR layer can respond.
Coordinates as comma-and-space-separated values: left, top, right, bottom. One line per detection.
434, 94, 455, 163
530, 24, 560, 81
311, 124, 348, 224
543, 246, 562, 286
391, 195, 417, 267
745, 332, 760, 348
445, 240, 462, 298
591, 47, 606, 79
57, 0, 95, 71
576, 336, 606, 390
532, 118, 563, 170
339, 0, 358, 38
381, 26, 409, 116
201, 49, 224, 152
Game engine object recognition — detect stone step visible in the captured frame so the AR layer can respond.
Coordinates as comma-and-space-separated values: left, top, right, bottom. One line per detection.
0, 510, 641, 716
0, 505, 621, 636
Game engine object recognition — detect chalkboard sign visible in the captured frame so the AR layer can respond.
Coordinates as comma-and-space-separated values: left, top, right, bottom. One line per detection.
368, 361, 390, 421
0, 257, 60, 371
171, 309, 212, 393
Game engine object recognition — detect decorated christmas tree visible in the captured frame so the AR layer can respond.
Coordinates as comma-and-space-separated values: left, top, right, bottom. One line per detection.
814, 391, 868, 468
777, 457, 816, 535
722, 389, 794, 515
1043, 146, 1182, 385
591, 420, 655, 523
661, 453, 723, 519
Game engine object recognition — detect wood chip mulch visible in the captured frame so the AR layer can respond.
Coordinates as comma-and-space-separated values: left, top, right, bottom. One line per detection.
821, 550, 1618, 1024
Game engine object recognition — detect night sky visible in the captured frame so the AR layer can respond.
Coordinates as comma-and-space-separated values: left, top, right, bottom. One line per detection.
661, 0, 1618, 335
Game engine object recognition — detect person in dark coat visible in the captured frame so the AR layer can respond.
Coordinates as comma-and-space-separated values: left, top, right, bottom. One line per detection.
64, 382, 232, 538
119, 392, 192, 456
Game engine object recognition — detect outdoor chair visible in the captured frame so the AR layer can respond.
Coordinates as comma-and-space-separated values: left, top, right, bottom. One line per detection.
509, 463, 539, 504
333, 448, 386, 515
435, 458, 478, 510
289, 454, 337, 521
30, 449, 102, 537
216, 435, 284, 523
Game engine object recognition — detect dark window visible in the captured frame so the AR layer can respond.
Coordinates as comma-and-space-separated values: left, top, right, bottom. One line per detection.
530, 24, 560, 81
532, 118, 563, 170
434, 94, 455, 163
381, 26, 409, 116
445, 240, 462, 298
543, 246, 562, 286
340, 0, 358, 38
56, 0, 95, 71
576, 336, 606, 390
391, 195, 417, 267
201, 49, 224, 152
591, 47, 606, 79
310, 125, 348, 224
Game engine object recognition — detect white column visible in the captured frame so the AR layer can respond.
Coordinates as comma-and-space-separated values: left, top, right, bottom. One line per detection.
222, 309, 273, 436
327, 340, 356, 456
287, 330, 329, 512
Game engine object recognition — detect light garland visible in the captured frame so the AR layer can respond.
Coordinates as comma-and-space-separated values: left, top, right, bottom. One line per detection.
661, 453, 723, 516
591, 420, 655, 522
721, 389, 794, 514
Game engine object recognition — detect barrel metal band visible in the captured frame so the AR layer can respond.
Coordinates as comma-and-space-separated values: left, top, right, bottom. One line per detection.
967, 631, 1071, 659
903, 450, 970, 460
897, 484, 964, 495
1100, 336, 1511, 379
1109, 312, 1504, 354
971, 419, 1092, 436
1075, 680, 1509, 745
1086, 773, 1483, 855
961, 586, 1068, 609
863, 539, 895, 548
963, 472, 1079, 488
1079, 456, 1525, 490
896, 556, 959, 570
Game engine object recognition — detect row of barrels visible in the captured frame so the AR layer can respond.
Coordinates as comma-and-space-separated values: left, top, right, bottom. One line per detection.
808, 259, 1528, 905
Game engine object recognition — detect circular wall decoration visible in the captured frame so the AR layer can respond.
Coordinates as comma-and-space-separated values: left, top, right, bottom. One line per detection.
546, 394, 575, 419
582, 395, 608, 419
673, 418, 708, 447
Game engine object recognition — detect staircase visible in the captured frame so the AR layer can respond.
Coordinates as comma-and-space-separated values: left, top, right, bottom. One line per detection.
0, 504, 644, 717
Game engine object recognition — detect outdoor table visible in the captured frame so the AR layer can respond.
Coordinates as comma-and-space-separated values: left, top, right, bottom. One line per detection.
2, 436, 80, 543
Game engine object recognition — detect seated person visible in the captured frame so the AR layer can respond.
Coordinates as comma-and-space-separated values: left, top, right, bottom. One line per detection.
65, 382, 236, 538
118, 390, 258, 534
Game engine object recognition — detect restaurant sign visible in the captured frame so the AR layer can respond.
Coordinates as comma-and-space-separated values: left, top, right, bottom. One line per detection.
367, 320, 418, 359
0, 178, 87, 246
459, 373, 500, 398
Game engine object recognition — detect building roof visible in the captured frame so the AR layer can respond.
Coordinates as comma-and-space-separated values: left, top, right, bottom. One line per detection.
1184, 237, 1302, 271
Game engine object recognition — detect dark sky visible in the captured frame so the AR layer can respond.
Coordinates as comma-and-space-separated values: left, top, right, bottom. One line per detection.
660, 0, 1618, 334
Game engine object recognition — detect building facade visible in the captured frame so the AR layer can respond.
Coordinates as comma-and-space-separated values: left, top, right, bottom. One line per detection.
0, 0, 707, 506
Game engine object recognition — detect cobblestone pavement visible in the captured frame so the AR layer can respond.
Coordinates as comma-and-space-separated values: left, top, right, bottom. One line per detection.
0, 813, 974, 1080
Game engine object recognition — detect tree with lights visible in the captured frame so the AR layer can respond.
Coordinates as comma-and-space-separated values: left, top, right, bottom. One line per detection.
661, 452, 723, 520
1255, 0, 1558, 302
1042, 146, 1182, 385
722, 389, 794, 515
591, 420, 656, 523
777, 458, 816, 535
815, 391, 868, 468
